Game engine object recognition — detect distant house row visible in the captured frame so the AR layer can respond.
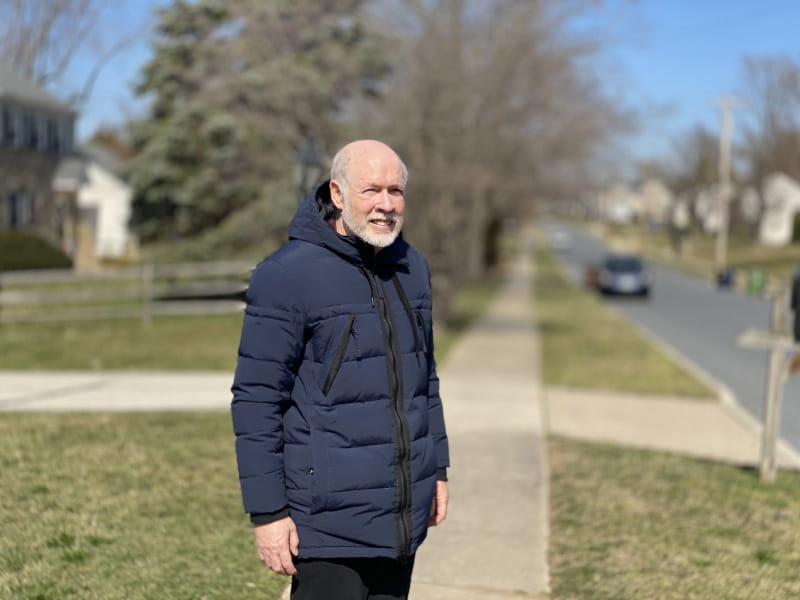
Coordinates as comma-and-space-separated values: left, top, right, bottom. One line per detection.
0, 63, 133, 269
594, 174, 800, 247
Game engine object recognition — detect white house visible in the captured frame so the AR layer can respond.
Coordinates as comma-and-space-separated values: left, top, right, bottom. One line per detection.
739, 186, 761, 227
637, 178, 673, 225
597, 182, 639, 224
757, 172, 800, 247
693, 184, 723, 234
76, 143, 133, 260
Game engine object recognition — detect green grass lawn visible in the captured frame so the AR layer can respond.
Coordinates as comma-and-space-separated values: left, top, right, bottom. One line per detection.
0, 314, 244, 371
0, 275, 501, 371
0, 275, 503, 599
434, 274, 502, 361
549, 436, 800, 600
0, 412, 285, 600
535, 243, 714, 397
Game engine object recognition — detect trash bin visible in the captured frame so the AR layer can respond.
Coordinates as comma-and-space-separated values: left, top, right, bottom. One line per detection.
747, 268, 765, 296
717, 268, 735, 289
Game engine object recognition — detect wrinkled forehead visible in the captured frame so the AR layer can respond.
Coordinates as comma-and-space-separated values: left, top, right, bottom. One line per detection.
347, 152, 405, 187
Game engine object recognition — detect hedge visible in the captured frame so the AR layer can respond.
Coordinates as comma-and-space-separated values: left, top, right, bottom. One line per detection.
0, 229, 73, 271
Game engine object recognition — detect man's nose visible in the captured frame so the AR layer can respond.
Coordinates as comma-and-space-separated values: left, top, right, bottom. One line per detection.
375, 191, 394, 211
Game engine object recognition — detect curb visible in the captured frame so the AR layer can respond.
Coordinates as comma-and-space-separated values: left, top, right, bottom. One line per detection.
612, 308, 800, 469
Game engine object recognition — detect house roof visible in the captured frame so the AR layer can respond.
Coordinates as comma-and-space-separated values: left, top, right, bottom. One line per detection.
0, 63, 75, 115
52, 154, 88, 193
80, 142, 125, 175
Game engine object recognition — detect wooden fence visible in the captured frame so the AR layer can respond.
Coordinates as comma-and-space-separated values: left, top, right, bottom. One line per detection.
0, 261, 253, 324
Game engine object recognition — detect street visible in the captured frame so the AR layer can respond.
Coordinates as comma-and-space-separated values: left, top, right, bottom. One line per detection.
547, 223, 800, 454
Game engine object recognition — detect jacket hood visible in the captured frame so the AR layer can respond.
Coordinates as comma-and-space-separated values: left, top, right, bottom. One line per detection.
288, 180, 409, 267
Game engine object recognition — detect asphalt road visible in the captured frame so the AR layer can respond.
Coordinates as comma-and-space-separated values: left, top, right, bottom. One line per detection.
546, 223, 800, 454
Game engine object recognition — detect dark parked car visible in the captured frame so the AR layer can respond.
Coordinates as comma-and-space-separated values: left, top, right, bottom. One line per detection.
596, 254, 651, 297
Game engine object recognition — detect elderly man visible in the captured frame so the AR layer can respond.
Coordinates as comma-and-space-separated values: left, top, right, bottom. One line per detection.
231, 140, 450, 600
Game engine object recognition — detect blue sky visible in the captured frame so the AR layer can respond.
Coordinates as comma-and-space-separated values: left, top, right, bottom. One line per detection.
62, 0, 169, 139
597, 0, 800, 163
65, 0, 800, 168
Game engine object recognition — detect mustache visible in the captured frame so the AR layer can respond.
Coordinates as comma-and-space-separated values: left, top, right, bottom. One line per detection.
369, 214, 398, 222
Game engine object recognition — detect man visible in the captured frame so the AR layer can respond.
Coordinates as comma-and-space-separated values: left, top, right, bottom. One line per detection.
231, 140, 450, 599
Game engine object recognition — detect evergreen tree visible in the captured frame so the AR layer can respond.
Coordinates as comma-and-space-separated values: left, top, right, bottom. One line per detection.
127, 0, 386, 241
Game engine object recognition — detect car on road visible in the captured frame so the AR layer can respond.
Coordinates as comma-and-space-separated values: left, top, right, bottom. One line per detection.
594, 254, 651, 298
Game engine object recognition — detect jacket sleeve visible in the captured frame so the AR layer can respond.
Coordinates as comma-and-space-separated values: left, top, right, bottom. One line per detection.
231, 259, 305, 514
423, 263, 450, 472
427, 349, 450, 472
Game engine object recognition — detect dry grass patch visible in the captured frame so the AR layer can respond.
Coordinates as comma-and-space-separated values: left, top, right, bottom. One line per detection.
549, 436, 800, 600
0, 412, 286, 600
535, 245, 713, 398
0, 315, 244, 371
0, 276, 501, 371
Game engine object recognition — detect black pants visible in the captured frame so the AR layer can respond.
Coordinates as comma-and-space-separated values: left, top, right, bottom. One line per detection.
290, 555, 415, 600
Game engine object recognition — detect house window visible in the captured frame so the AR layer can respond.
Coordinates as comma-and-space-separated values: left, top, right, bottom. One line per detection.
7, 191, 33, 227
7, 192, 21, 227
2, 105, 14, 146
46, 117, 60, 152
35, 114, 47, 151
61, 117, 74, 153
22, 112, 38, 149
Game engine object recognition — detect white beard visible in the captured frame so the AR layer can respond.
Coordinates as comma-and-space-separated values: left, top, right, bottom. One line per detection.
341, 199, 403, 248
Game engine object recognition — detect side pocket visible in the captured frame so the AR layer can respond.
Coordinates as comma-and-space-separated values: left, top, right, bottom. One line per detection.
310, 428, 328, 513
322, 315, 355, 396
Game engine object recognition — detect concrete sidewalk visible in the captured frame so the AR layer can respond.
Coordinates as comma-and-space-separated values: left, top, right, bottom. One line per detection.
0, 371, 232, 412
547, 387, 800, 470
410, 234, 550, 599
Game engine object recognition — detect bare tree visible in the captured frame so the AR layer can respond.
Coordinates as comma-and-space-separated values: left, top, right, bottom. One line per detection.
0, 0, 103, 85
0, 0, 151, 115
667, 125, 719, 196
740, 55, 800, 184
354, 0, 633, 315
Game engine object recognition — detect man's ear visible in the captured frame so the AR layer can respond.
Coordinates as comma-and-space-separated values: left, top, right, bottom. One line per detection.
330, 180, 345, 210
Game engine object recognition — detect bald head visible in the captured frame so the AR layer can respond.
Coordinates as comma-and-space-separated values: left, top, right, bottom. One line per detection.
330, 140, 408, 188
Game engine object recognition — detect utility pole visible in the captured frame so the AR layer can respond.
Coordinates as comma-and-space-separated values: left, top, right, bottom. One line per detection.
714, 95, 745, 272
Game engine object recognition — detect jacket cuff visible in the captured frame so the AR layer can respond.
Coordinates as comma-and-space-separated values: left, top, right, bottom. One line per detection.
250, 506, 290, 525
436, 467, 448, 482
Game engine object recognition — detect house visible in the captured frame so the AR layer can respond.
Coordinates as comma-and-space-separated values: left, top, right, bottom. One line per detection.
597, 182, 639, 224
757, 173, 800, 247
693, 184, 722, 234
77, 142, 135, 263
637, 178, 673, 226
0, 63, 83, 256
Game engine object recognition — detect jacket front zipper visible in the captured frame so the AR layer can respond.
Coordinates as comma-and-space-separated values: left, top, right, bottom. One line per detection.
368, 268, 413, 558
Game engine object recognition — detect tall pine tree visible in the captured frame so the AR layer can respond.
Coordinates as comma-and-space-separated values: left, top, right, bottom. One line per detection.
127, 0, 386, 241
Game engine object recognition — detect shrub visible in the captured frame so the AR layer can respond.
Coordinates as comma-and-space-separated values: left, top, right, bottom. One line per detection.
0, 230, 73, 271
792, 212, 800, 243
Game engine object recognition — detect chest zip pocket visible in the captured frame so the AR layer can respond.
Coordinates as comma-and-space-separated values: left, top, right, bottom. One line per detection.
322, 315, 356, 396
415, 310, 427, 354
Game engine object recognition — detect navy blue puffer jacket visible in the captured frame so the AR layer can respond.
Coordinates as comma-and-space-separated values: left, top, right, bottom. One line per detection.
231, 181, 449, 559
